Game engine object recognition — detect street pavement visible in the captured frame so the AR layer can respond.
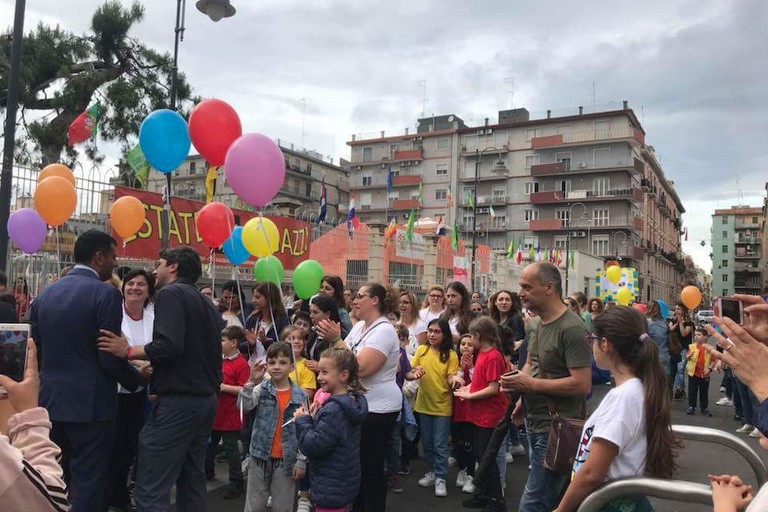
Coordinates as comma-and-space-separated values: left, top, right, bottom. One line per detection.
174, 377, 768, 512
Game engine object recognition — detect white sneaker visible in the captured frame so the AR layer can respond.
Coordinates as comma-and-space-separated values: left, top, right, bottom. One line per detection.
448, 456, 457, 467
736, 424, 755, 434
717, 397, 734, 406
462, 475, 476, 494
508, 443, 526, 456
266, 496, 272, 508
296, 497, 311, 512
241, 458, 249, 477
750, 427, 761, 438
434, 478, 447, 497
720, 386, 726, 393
456, 469, 467, 487
505, 452, 514, 464
418, 472, 436, 487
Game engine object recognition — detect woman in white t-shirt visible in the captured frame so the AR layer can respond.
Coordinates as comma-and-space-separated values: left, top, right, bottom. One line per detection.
440, 281, 472, 343
317, 282, 401, 512
399, 290, 427, 356
554, 306, 681, 512
107, 269, 155, 511
420, 285, 446, 325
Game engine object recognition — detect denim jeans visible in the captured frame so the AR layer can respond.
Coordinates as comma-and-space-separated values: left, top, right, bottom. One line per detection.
735, 377, 760, 426
418, 413, 451, 479
385, 422, 401, 475
518, 429, 568, 512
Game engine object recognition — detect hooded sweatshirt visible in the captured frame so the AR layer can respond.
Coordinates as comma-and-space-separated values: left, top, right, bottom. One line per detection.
295, 392, 368, 508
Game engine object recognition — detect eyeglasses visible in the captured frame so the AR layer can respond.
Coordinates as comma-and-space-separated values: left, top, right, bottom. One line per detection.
356, 293, 370, 300
584, 334, 601, 345
429, 294, 443, 299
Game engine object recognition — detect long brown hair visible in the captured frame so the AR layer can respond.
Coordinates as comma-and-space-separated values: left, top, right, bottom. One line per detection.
399, 290, 419, 327
440, 281, 471, 335
320, 347, 367, 393
253, 281, 286, 319
468, 316, 502, 353
593, 306, 681, 478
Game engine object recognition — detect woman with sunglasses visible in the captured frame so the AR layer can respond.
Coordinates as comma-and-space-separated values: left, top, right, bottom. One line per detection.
420, 285, 446, 324
316, 283, 401, 512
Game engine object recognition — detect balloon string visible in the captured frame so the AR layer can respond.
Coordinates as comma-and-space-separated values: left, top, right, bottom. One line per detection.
55, 226, 61, 278
210, 249, 216, 300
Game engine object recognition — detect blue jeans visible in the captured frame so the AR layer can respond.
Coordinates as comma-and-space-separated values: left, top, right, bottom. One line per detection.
735, 377, 760, 426
418, 413, 451, 479
518, 429, 568, 512
385, 422, 401, 475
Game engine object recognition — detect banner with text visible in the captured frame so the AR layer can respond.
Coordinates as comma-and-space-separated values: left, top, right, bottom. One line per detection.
114, 187, 311, 270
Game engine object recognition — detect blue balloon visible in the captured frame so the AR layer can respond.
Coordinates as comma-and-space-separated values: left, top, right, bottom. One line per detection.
657, 299, 669, 319
139, 109, 191, 173
223, 226, 250, 265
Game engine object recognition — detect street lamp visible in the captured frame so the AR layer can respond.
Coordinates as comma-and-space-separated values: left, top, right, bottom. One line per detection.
471, 147, 507, 294
611, 231, 628, 257
161, 0, 236, 249
565, 202, 588, 295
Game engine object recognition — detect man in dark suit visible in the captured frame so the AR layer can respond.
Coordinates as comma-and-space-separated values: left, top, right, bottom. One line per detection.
30, 230, 141, 512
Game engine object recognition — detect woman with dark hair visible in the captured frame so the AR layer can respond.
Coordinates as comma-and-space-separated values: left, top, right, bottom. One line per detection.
645, 300, 670, 383
316, 282, 401, 512
12, 276, 29, 320
320, 275, 353, 337
304, 294, 342, 365
220, 279, 251, 327
441, 281, 472, 342
107, 268, 156, 511
669, 302, 693, 398
554, 306, 680, 512
587, 297, 604, 321
489, 290, 525, 357
244, 281, 290, 362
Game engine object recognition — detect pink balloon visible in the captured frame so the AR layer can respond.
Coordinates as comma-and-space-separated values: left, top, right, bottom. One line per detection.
224, 133, 285, 208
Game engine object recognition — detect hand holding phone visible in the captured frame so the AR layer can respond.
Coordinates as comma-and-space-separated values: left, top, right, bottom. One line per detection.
714, 297, 744, 325
0, 323, 31, 396
0, 336, 39, 415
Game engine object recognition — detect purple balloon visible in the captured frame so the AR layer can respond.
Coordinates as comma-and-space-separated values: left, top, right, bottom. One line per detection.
8, 208, 47, 253
224, 133, 286, 207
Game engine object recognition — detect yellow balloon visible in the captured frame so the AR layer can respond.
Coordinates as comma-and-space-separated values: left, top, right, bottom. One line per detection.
617, 286, 633, 306
242, 217, 280, 257
606, 265, 622, 284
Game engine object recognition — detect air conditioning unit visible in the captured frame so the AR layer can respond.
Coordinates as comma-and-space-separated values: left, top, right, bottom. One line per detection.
572, 231, 587, 238
577, 162, 586, 168
380, 163, 387, 169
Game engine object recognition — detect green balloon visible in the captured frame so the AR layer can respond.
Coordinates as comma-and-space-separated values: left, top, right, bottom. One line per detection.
293, 259, 324, 299
253, 256, 284, 285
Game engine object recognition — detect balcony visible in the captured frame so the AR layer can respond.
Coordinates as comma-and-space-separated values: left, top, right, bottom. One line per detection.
529, 157, 644, 177
530, 128, 645, 149
529, 216, 644, 232
351, 173, 421, 189
392, 175, 421, 187
735, 250, 760, 260
391, 199, 420, 210
393, 149, 423, 161
460, 195, 509, 207
597, 245, 645, 261
529, 187, 644, 205
459, 221, 509, 233
735, 263, 762, 273
735, 237, 761, 244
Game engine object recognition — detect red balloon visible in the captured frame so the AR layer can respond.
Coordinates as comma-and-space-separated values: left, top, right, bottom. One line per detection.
196, 202, 235, 248
189, 99, 242, 166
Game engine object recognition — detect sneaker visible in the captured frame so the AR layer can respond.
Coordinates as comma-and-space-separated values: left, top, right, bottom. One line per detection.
462, 495, 489, 509
397, 464, 411, 476
434, 478, 447, 497
750, 427, 761, 438
720, 386, 726, 393
387, 474, 403, 494
456, 469, 468, 488
508, 443, 526, 456
686, 407, 695, 415
462, 475, 476, 494
418, 472, 436, 487
736, 424, 756, 434
241, 458, 249, 477
717, 397, 734, 406
701, 409, 713, 417
448, 456, 457, 467
266, 496, 272, 508
296, 497, 312, 512
505, 452, 514, 464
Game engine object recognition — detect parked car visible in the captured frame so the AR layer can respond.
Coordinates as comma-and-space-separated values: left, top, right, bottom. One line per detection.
696, 310, 714, 324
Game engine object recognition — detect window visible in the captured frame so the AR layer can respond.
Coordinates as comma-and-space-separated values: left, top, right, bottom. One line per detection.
305, 182, 312, 197
555, 209, 570, 227
462, 213, 474, 226
389, 191, 400, 200
723, 289, 728, 296
189, 161, 197, 175
593, 177, 609, 196
524, 236, 539, 250
723, 274, 728, 282
492, 187, 507, 199
592, 235, 610, 255
753, 217, 759, 223
435, 189, 447, 200
524, 209, 539, 222
593, 208, 609, 227
558, 180, 572, 193
525, 128, 540, 141
360, 192, 372, 206
722, 217, 728, 225
556, 152, 572, 172
525, 182, 539, 195
525, 155, 539, 169
389, 144, 399, 157
362, 176, 372, 186
437, 138, 449, 150
306, 163, 313, 173
362, 147, 373, 162
554, 236, 567, 249
722, 231, 728, 238
556, 124, 572, 135
722, 245, 728, 253
722, 260, 728, 268
436, 164, 448, 176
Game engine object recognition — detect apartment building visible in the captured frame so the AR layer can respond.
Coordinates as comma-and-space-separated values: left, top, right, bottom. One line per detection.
347, 102, 685, 302
147, 143, 350, 219
711, 206, 764, 296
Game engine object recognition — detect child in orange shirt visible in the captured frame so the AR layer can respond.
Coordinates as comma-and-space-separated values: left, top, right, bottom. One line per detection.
686, 327, 715, 416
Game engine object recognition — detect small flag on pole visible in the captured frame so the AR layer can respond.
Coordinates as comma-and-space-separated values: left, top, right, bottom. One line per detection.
447, 185, 454, 207
507, 238, 514, 259
384, 216, 397, 246
317, 178, 327, 224
417, 181, 424, 204
205, 166, 218, 203
125, 144, 149, 189
466, 191, 475, 209
405, 209, 416, 242
451, 220, 459, 250
68, 102, 100, 146
435, 215, 446, 237
489, 204, 496, 219
347, 197, 360, 238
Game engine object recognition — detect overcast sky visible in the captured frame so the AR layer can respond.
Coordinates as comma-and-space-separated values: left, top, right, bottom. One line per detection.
2, 0, 767, 272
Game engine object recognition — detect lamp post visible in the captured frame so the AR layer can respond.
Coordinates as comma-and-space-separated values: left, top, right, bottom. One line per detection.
0, 0, 27, 272
564, 202, 587, 295
160, 0, 236, 250
471, 147, 508, 294
611, 230, 628, 257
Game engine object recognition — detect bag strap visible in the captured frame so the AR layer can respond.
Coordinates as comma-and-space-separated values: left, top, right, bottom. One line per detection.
537, 320, 587, 420
348, 318, 388, 353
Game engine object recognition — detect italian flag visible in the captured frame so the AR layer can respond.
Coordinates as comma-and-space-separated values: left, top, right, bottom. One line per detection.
68, 103, 100, 146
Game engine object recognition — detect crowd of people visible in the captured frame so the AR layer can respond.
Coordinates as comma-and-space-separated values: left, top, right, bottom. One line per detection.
3, 230, 768, 511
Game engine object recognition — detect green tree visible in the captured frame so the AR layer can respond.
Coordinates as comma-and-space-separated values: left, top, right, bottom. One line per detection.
0, 1, 195, 167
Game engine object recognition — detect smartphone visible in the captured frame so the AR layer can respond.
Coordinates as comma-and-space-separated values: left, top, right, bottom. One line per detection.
502, 370, 519, 378
714, 297, 743, 324
0, 323, 31, 396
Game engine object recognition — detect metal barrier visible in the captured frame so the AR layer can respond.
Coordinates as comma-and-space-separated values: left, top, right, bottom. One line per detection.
577, 425, 768, 512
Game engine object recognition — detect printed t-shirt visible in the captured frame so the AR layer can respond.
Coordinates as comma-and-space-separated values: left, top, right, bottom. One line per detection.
524, 311, 592, 434
469, 347, 508, 428
270, 388, 292, 459
294, 358, 317, 390
213, 354, 250, 431
572, 378, 646, 480
411, 345, 458, 416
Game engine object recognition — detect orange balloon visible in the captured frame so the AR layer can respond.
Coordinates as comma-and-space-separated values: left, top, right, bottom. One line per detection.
39, 163, 76, 187
680, 285, 703, 310
34, 176, 77, 227
110, 196, 146, 238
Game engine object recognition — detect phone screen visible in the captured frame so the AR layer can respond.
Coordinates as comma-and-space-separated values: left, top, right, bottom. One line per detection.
0, 327, 29, 383
720, 299, 742, 324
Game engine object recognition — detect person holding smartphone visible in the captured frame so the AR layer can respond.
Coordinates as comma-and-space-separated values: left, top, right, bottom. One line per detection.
668, 302, 693, 398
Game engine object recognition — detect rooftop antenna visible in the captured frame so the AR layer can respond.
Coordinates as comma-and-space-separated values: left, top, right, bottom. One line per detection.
591, 81, 596, 105
503, 77, 515, 108
301, 98, 306, 150
417, 80, 427, 117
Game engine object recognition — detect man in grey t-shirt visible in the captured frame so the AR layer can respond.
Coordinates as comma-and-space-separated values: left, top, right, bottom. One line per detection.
501, 262, 592, 512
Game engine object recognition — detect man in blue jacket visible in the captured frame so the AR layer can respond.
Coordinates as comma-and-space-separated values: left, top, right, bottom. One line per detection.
30, 229, 141, 512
